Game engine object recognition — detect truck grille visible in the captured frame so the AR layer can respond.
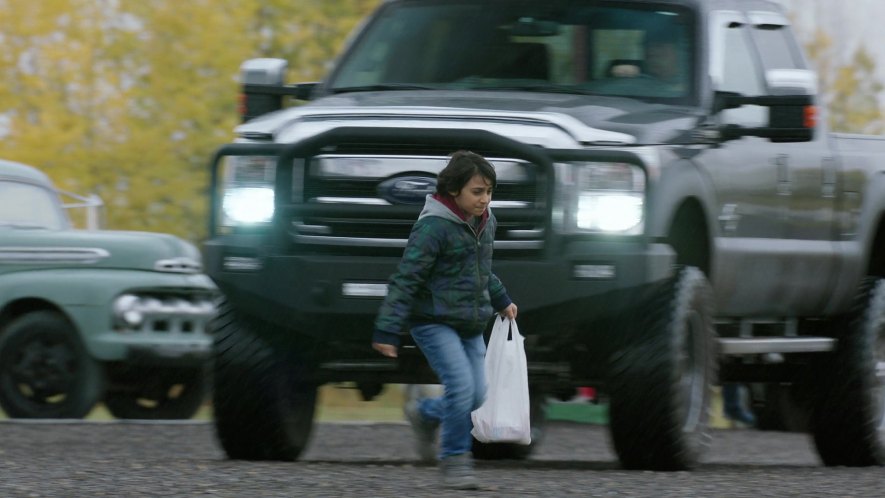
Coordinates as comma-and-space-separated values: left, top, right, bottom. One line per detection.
112, 291, 216, 335
287, 153, 547, 252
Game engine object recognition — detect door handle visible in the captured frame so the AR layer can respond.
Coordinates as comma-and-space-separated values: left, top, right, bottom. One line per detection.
774, 154, 790, 195
822, 157, 837, 198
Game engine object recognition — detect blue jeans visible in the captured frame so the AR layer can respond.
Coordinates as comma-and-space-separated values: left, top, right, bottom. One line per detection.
410, 323, 487, 459
723, 383, 756, 425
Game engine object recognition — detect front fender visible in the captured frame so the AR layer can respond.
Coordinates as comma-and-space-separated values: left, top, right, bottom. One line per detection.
644, 153, 718, 243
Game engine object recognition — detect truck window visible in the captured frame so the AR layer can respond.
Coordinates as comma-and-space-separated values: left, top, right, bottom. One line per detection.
329, 0, 697, 104
753, 24, 805, 69
745, 10, 805, 71
751, 24, 806, 70
710, 11, 766, 126
0, 181, 66, 230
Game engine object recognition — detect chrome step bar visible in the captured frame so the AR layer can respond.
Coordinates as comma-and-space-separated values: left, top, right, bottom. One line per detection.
718, 337, 835, 355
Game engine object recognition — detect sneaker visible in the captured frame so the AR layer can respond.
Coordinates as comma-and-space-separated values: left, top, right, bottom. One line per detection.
403, 384, 439, 463
440, 453, 478, 490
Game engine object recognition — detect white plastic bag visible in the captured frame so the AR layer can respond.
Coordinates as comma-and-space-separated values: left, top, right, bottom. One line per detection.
470, 316, 531, 444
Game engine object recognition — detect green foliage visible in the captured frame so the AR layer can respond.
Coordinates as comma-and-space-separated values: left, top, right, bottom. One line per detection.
830, 46, 884, 134
802, 28, 884, 134
0, 0, 380, 242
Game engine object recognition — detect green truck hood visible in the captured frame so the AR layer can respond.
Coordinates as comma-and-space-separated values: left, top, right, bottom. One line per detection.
0, 228, 203, 274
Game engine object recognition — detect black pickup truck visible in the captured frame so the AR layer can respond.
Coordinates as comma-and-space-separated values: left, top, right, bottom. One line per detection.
205, 0, 885, 469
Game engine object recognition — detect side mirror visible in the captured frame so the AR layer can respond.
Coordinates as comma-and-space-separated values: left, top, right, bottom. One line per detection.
765, 68, 817, 96
713, 91, 816, 143
239, 58, 317, 122
240, 58, 288, 122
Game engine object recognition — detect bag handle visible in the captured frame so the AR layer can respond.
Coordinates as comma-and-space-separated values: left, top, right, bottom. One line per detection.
498, 315, 513, 341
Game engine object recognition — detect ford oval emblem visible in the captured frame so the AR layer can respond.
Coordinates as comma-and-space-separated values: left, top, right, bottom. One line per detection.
377, 175, 437, 205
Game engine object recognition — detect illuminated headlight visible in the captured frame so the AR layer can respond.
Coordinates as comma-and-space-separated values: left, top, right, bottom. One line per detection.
219, 155, 276, 227
577, 193, 644, 231
554, 162, 646, 235
223, 187, 274, 224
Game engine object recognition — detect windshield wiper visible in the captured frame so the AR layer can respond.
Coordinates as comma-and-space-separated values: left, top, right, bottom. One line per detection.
330, 84, 436, 94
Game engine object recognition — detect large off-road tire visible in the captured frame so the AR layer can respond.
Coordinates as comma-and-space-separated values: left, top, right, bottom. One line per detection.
0, 311, 104, 418
811, 277, 885, 466
104, 367, 207, 420
608, 266, 716, 470
472, 386, 547, 460
211, 299, 318, 461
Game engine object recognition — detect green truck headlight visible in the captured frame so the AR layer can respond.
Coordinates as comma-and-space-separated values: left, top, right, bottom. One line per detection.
554, 161, 646, 235
219, 155, 277, 227
577, 193, 644, 232
222, 187, 275, 224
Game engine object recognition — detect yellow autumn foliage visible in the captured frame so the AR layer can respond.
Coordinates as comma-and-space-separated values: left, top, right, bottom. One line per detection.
800, 28, 884, 135
0, 0, 380, 242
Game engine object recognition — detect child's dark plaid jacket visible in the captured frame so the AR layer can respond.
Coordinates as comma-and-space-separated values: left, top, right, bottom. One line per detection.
373, 193, 513, 347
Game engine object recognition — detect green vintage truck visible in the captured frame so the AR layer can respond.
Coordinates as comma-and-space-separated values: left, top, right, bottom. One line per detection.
0, 158, 217, 419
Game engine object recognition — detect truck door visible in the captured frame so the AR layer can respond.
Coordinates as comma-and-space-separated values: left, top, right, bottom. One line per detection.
747, 11, 839, 314
702, 10, 790, 316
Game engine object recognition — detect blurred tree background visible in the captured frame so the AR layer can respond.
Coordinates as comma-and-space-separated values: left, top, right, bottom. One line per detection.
804, 29, 884, 135
778, 0, 885, 135
0, 0, 380, 242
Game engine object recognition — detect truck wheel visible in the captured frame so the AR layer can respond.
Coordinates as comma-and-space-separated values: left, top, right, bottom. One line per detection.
104, 367, 207, 419
472, 386, 547, 460
210, 299, 317, 461
0, 311, 104, 418
811, 277, 885, 466
608, 266, 716, 470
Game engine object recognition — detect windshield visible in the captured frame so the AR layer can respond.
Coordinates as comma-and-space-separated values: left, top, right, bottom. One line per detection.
328, 0, 697, 103
0, 180, 67, 230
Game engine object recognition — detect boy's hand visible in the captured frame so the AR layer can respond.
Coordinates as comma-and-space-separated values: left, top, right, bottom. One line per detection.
500, 303, 518, 320
372, 342, 398, 358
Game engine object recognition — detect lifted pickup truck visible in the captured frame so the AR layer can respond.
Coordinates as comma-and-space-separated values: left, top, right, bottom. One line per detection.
206, 0, 885, 469
0, 159, 217, 419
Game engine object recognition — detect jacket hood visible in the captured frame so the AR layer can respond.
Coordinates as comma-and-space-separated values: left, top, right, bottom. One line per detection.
419, 193, 490, 229
0, 227, 203, 274
238, 90, 701, 146
419, 194, 467, 223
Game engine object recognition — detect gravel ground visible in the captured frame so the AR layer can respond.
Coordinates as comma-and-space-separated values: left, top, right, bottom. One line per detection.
0, 420, 881, 498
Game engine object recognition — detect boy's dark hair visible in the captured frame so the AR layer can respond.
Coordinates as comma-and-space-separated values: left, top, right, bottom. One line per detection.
436, 150, 496, 196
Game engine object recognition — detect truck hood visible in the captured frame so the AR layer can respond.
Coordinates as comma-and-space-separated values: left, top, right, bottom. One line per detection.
238, 90, 701, 147
0, 228, 203, 273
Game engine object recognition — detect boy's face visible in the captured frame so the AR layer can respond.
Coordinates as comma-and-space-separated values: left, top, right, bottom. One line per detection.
451, 174, 493, 217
